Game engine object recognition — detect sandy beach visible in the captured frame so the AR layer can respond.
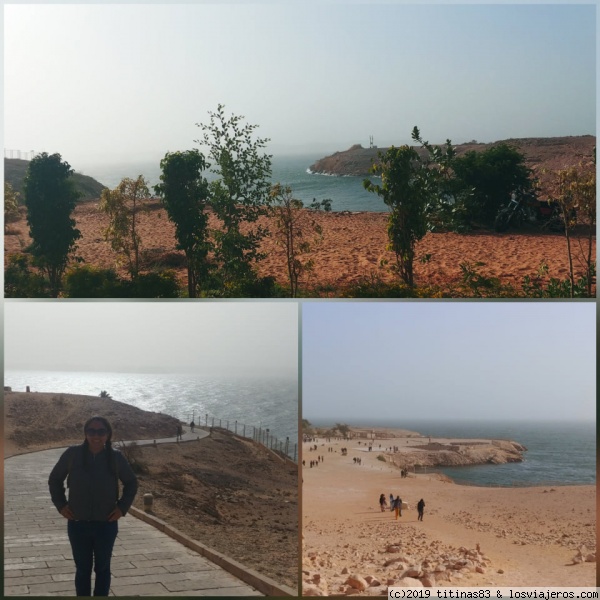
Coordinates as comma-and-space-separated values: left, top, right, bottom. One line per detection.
5, 201, 595, 296
301, 434, 596, 594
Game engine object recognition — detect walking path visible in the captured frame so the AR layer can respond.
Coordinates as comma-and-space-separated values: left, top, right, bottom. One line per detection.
4, 431, 265, 597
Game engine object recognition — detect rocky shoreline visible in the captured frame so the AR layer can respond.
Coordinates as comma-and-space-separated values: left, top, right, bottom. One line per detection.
308, 135, 596, 197
311, 427, 527, 471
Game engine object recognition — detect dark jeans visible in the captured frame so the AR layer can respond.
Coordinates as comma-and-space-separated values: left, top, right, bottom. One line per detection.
67, 520, 118, 596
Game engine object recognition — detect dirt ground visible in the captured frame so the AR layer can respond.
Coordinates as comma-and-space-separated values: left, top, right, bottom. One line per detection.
5, 200, 596, 297
130, 433, 298, 589
302, 435, 596, 595
3, 392, 298, 590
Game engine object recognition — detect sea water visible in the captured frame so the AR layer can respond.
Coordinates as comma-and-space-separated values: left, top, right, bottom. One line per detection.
310, 418, 595, 487
5, 370, 298, 448
77, 154, 387, 213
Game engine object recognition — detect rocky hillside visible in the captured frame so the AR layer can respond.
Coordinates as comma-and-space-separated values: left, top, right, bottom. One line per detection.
4, 158, 107, 202
309, 135, 596, 196
4, 391, 181, 455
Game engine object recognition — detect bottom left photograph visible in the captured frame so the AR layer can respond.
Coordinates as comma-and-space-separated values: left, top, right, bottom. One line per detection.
4, 301, 299, 597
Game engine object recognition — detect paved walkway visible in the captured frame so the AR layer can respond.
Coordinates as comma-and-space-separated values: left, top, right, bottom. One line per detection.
4, 432, 263, 597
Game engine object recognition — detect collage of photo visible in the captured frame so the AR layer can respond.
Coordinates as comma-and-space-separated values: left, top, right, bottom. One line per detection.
3, 3, 596, 598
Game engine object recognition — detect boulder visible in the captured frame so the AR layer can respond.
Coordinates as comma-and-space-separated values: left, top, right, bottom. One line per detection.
302, 584, 325, 596
396, 577, 424, 587
345, 574, 368, 591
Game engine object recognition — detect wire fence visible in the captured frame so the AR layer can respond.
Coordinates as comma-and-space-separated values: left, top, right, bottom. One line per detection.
4, 149, 38, 160
190, 413, 297, 463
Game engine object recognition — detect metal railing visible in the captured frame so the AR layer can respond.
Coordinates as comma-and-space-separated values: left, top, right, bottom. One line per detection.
191, 413, 297, 463
4, 149, 38, 160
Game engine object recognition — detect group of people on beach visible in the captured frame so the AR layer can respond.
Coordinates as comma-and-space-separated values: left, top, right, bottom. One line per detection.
379, 493, 425, 521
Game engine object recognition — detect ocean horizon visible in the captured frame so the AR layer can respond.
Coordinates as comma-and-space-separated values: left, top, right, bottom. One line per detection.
307, 418, 595, 488
77, 154, 388, 213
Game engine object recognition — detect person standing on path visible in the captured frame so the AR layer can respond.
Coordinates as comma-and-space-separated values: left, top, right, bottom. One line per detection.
417, 498, 425, 521
48, 416, 138, 596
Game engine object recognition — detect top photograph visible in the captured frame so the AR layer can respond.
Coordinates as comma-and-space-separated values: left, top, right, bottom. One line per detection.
4, 3, 596, 299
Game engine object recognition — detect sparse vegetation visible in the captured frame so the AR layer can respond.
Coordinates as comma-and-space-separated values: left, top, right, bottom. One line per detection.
270, 183, 331, 297
99, 176, 149, 280
4, 126, 595, 298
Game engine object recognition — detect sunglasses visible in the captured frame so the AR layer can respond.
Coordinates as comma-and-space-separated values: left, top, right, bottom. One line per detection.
86, 427, 108, 436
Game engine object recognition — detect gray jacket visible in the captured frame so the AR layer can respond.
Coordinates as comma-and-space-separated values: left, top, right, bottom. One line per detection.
48, 444, 138, 521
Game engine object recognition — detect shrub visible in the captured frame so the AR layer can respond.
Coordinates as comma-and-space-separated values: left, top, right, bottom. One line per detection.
123, 271, 181, 298
63, 265, 122, 298
5, 253, 51, 298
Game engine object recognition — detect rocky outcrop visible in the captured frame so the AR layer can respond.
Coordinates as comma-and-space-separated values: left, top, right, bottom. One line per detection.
386, 440, 526, 470
308, 136, 596, 196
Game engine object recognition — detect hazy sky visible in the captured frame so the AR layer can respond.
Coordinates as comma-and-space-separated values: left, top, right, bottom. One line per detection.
302, 302, 596, 423
4, 302, 298, 377
4, 3, 596, 169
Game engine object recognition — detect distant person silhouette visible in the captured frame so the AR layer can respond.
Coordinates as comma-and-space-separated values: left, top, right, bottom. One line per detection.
417, 498, 425, 521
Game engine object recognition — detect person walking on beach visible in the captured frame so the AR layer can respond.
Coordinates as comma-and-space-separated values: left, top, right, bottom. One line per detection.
176, 424, 183, 441
393, 495, 402, 520
389, 493, 394, 511
379, 493, 387, 512
48, 416, 138, 596
190, 420, 195, 433
417, 498, 425, 521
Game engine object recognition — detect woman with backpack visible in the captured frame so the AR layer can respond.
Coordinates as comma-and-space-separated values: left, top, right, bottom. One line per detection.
48, 416, 138, 596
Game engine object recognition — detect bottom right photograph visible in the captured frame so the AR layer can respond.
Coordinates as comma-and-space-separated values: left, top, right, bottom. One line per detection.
301, 302, 596, 594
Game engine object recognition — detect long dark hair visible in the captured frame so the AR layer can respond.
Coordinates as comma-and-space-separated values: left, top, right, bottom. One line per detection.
82, 416, 118, 483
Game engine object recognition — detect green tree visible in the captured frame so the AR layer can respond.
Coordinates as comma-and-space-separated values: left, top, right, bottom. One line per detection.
154, 150, 212, 298
451, 143, 534, 227
99, 175, 149, 279
548, 164, 596, 298
196, 104, 272, 294
24, 152, 81, 297
4, 182, 20, 229
364, 143, 430, 288
270, 184, 331, 297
